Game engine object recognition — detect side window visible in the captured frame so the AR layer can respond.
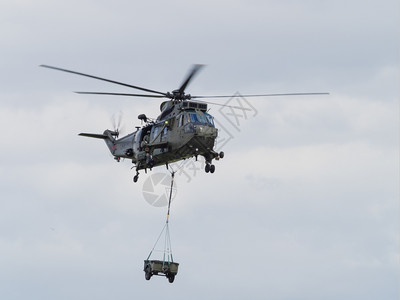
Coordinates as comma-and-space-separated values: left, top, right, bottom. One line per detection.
178, 115, 183, 127
151, 126, 160, 142
161, 126, 168, 142
205, 113, 214, 127
135, 130, 142, 150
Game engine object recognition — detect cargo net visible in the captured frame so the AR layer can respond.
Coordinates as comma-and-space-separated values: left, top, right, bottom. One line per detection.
144, 172, 179, 283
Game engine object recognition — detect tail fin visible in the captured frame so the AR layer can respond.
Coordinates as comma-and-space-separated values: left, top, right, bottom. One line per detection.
79, 133, 108, 139
79, 130, 117, 155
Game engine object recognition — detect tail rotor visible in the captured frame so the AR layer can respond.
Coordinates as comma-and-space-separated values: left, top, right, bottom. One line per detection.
111, 111, 124, 138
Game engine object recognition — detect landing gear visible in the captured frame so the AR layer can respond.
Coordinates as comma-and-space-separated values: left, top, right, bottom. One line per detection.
133, 170, 139, 183
204, 151, 224, 174
205, 162, 215, 174
210, 164, 215, 173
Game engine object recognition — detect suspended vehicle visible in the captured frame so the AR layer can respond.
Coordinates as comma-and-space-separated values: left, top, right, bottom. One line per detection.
144, 259, 178, 283
41, 64, 328, 182
144, 172, 178, 283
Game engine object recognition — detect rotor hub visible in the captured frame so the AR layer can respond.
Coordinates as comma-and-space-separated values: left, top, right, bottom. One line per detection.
167, 90, 191, 101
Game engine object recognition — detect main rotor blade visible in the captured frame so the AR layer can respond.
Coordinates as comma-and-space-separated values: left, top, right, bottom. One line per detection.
75, 92, 165, 98
40, 65, 167, 96
178, 64, 205, 94
192, 92, 330, 99
195, 100, 252, 111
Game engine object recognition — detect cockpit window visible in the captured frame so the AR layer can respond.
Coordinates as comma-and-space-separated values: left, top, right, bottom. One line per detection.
185, 111, 214, 127
190, 113, 202, 123
204, 113, 214, 127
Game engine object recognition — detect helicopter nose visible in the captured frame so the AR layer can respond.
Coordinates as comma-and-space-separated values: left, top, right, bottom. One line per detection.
193, 125, 217, 137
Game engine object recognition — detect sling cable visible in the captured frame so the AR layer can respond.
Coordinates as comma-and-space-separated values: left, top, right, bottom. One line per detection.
144, 171, 179, 283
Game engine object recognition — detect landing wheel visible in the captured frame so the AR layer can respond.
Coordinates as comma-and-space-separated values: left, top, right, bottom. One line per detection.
210, 164, 215, 173
219, 151, 225, 159
205, 164, 210, 173
133, 175, 139, 183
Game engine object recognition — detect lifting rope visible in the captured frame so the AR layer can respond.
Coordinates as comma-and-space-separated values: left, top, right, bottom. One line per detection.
146, 171, 175, 265
166, 171, 174, 224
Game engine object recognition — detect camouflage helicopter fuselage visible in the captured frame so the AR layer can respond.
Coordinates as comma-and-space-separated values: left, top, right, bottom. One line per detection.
80, 100, 223, 182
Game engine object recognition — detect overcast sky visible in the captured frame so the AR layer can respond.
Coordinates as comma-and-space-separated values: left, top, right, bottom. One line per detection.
0, 1, 398, 299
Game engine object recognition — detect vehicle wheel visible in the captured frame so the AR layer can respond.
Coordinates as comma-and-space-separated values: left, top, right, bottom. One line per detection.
205, 164, 210, 173
219, 151, 224, 159
168, 274, 175, 283
210, 164, 215, 173
145, 272, 152, 280
145, 266, 152, 280
133, 175, 139, 183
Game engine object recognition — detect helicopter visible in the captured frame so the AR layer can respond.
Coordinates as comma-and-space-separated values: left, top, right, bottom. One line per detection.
41, 64, 328, 182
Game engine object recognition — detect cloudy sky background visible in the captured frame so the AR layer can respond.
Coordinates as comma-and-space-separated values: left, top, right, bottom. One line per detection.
0, 0, 398, 299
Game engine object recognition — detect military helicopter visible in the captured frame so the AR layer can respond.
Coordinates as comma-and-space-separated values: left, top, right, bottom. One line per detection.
41, 64, 328, 182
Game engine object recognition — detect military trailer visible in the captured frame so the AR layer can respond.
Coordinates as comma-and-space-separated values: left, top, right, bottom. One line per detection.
144, 260, 179, 283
